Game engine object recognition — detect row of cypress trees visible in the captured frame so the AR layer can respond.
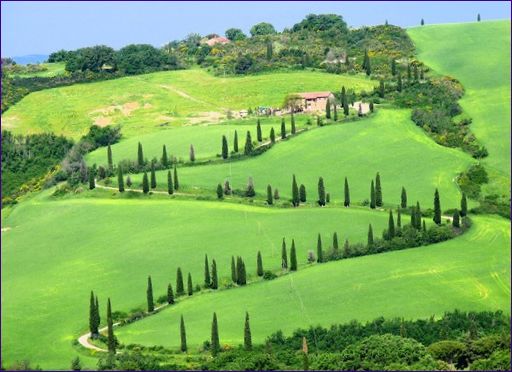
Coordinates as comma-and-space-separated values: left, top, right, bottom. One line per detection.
88, 293, 116, 353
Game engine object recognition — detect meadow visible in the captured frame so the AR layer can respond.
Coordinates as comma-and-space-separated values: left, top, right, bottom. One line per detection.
408, 20, 511, 197
118, 109, 474, 209
9, 62, 66, 78
116, 214, 510, 349
2, 69, 376, 139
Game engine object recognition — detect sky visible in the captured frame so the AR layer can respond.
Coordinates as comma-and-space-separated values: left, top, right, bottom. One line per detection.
2, 1, 510, 57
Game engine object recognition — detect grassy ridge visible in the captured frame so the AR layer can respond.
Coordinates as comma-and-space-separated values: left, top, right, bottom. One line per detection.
2, 69, 375, 139
122, 109, 474, 209
408, 21, 511, 197
117, 214, 510, 349
1, 190, 390, 368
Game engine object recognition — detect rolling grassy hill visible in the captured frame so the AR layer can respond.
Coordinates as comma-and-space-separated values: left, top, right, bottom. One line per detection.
1, 189, 391, 368
117, 109, 474, 209
9, 62, 66, 78
116, 214, 510, 349
2, 69, 375, 139
408, 20, 511, 197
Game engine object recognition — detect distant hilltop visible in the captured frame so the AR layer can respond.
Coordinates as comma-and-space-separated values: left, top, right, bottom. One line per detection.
10, 54, 48, 65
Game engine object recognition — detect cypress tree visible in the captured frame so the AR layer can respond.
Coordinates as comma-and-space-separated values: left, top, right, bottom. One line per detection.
460, 193, 468, 217
107, 144, 113, 171
161, 145, 168, 168
89, 291, 98, 337
379, 79, 385, 98
142, 171, 149, 194
281, 118, 286, 139
89, 170, 95, 190
95, 296, 100, 331
244, 312, 252, 351
341, 87, 349, 116
257, 251, 264, 276
292, 175, 300, 207
231, 256, 237, 283
369, 101, 374, 113
274, 188, 280, 200
388, 210, 395, 239
187, 273, 193, 296
204, 254, 211, 288
344, 177, 350, 207
233, 130, 239, 153
411, 205, 416, 228
150, 162, 156, 189
211, 259, 218, 289
256, 120, 262, 142
397, 74, 403, 92
189, 144, 195, 162
401, 187, 407, 208
244, 131, 253, 155
317, 177, 326, 206
325, 99, 331, 119
375, 172, 383, 207
333, 232, 339, 253
126, 175, 132, 188
167, 283, 174, 304
180, 315, 187, 352
477, 13, 481, 22
222, 135, 229, 159
216, 183, 223, 199
452, 209, 460, 228
137, 142, 144, 167
173, 165, 179, 190
433, 188, 441, 225
211, 312, 220, 356
415, 202, 422, 230
291, 112, 296, 134
290, 239, 298, 271
391, 59, 397, 76
370, 180, 376, 209
147, 276, 154, 312
237, 257, 246, 285
397, 207, 402, 228
365, 54, 371, 76
281, 238, 288, 269
266, 184, 273, 205
367, 224, 374, 247
326, 192, 330, 204
270, 127, 276, 143
333, 103, 338, 121
299, 184, 306, 203
167, 170, 173, 195
317, 234, 323, 263
117, 166, 124, 192
106, 298, 116, 354
176, 267, 184, 296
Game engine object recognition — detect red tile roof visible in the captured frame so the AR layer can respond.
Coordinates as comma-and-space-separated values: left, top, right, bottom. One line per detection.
299, 92, 332, 99
206, 37, 230, 46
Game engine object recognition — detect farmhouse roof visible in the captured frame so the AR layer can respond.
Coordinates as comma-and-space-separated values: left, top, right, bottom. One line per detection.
206, 37, 230, 46
299, 92, 332, 100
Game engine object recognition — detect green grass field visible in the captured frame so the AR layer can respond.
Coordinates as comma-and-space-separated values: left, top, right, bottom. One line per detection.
10, 62, 66, 78
116, 214, 510, 349
408, 20, 511, 197
1, 189, 391, 369
120, 109, 474, 209
2, 69, 375, 139
86, 115, 312, 166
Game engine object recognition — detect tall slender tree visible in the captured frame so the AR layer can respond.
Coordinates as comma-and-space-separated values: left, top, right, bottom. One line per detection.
344, 177, 350, 207
281, 118, 286, 139
256, 120, 262, 142
106, 298, 116, 354
211, 312, 220, 356
460, 193, 468, 217
216, 183, 223, 199
231, 256, 237, 283
317, 234, 323, 263
211, 259, 218, 289
299, 184, 306, 203
189, 144, 195, 162
452, 209, 460, 228
367, 224, 374, 247
270, 127, 276, 143
187, 273, 193, 296
477, 13, 481, 22
370, 180, 376, 209
244, 312, 252, 351
375, 172, 383, 207
281, 238, 288, 269
391, 59, 397, 76
291, 112, 296, 134
88, 169, 95, 190
290, 239, 298, 271
333, 103, 338, 121
150, 161, 157, 189
341, 86, 349, 116
89, 291, 98, 337
388, 210, 395, 239
257, 251, 264, 276
137, 142, 144, 167
107, 144, 113, 171
266, 184, 273, 205
147, 276, 154, 312
117, 166, 124, 192
292, 175, 300, 207
167, 283, 174, 304
173, 165, 179, 190
222, 135, 229, 159
244, 131, 253, 155
180, 315, 187, 352
95, 296, 100, 331
401, 187, 407, 208
433, 188, 442, 225
204, 254, 211, 288
161, 145, 169, 168
415, 201, 422, 230
176, 267, 184, 296
167, 170, 174, 195
233, 130, 239, 153
333, 232, 339, 254
325, 99, 331, 119
142, 171, 149, 194
397, 207, 402, 228
317, 177, 326, 206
